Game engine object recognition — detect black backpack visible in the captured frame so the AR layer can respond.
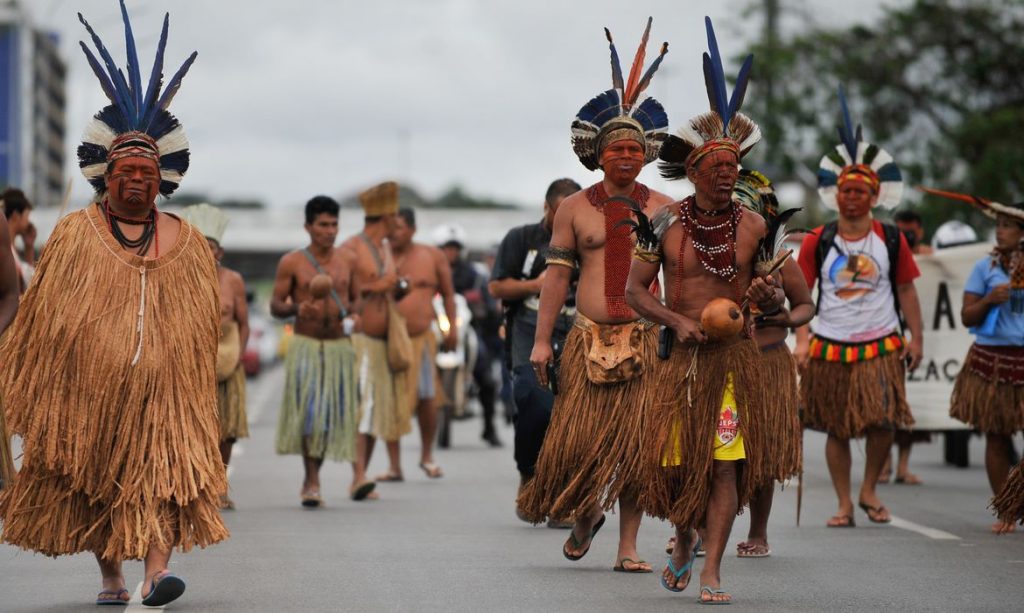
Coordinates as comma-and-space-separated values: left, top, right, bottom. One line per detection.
813, 220, 905, 333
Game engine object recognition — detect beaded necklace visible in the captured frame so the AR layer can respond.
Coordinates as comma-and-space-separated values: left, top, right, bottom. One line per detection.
103, 201, 159, 257
671, 196, 743, 310
586, 181, 650, 318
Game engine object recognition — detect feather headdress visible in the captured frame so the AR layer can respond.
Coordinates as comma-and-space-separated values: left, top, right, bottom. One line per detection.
182, 203, 229, 244
733, 169, 802, 275
77, 0, 197, 197
570, 17, 670, 171
817, 86, 902, 211
659, 17, 761, 181
916, 186, 1024, 222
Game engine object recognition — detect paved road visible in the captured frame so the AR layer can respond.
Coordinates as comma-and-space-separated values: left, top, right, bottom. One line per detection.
2, 364, 1023, 612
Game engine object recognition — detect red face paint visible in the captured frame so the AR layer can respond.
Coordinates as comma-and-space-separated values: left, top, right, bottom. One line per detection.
600, 139, 645, 187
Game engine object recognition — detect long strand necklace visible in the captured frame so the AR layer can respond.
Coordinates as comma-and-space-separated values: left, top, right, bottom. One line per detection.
103, 202, 159, 257
671, 197, 744, 310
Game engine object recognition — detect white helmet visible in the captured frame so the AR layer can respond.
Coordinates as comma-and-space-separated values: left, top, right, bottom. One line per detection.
932, 220, 979, 250
431, 223, 467, 249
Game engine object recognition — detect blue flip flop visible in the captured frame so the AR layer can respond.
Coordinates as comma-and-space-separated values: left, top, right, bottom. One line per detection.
95, 587, 130, 606
661, 535, 702, 593
141, 573, 186, 607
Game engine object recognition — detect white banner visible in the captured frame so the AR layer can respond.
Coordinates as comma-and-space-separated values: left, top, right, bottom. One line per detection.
904, 243, 991, 430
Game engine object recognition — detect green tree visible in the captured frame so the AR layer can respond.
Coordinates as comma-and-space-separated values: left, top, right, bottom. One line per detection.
739, 0, 1024, 234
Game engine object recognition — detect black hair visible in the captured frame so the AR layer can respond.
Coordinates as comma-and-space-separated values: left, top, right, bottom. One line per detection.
893, 209, 923, 225
305, 195, 340, 224
1, 188, 32, 218
545, 178, 582, 205
364, 215, 382, 224
398, 207, 416, 228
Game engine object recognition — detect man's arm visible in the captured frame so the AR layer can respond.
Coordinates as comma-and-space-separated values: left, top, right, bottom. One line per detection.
270, 254, 297, 319
489, 276, 543, 301
0, 215, 19, 334
488, 228, 543, 300
232, 272, 250, 356
435, 247, 459, 351
756, 258, 814, 328
625, 255, 707, 344
529, 202, 575, 385
897, 282, 924, 371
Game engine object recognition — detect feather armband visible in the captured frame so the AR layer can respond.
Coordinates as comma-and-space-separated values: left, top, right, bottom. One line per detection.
546, 246, 579, 270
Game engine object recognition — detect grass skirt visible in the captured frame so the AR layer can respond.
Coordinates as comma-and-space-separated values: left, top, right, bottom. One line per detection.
517, 322, 657, 523
355, 334, 411, 442
0, 395, 12, 489
801, 349, 912, 440
640, 337, 772, 528
404, 331, 442, 411
759, 343, 802, 483
275, 334, 357, 461
218, 364, 249, 442
0, 205, 228, 560
992, 463, 1024, 524
950, 344, 1024, 434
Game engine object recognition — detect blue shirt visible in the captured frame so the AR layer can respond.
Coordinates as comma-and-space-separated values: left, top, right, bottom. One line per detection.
964, 256, 1024, 346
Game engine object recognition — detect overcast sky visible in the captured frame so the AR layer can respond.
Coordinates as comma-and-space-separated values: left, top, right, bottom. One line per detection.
27, 0, 900, 209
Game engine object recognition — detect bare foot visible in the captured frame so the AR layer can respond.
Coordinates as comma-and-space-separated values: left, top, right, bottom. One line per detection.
737, 538, 770, 557
993, 520, 1016, 534
895, 472, 923, 485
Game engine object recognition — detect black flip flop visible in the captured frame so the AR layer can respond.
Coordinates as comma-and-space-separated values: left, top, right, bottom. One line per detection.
95, 587, 130, 606
858, 501, 892, 524
563, 514, 607, 561
141, 574, 186, 607
351, 481, 376, 501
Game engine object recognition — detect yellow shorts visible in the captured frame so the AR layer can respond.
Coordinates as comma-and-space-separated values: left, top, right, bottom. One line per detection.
713, 374, 745, 461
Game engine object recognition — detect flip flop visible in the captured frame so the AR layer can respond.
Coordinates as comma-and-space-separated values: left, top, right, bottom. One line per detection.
858, 501, 892, 524
375, 472, 404, 482
661, 536, 700, 593
562, 514, 606, 561
827, 514, 856, 528
736, 543, 771, 558
698, 585, 732, 605
419, 462, 443, 479
141, 573, 186, 607
350, 481, 376, 501
665, 535, 706, 556
895, 474, 922, 485
613, 557, 653, 573
300, 489, 322, 508
95, 588, 130, 606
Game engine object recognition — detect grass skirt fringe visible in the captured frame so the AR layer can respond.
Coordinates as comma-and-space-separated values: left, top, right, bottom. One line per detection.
800, 351, 912, 439
356, 334, 411, 442
950, 344, 1024, 434
760, 343, 802, 483
518, 323, 657, 523
275, 334, 357, 461
0, 395, 12, 490
0, 205, 228, 560
640, 338, 771, 528
403, 331, 442, 411
992, 463, 1024, 524
218, 364, 249, 442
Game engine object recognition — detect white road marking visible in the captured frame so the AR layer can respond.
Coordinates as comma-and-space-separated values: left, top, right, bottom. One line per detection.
124, 580, 166, 610
889, 515, 961, 540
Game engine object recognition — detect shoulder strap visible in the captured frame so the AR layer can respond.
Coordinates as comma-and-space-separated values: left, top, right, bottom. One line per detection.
357, 233, 385, 275
879, 221, 906, 334
813, 222, 839, 315
301, 248, 348, 318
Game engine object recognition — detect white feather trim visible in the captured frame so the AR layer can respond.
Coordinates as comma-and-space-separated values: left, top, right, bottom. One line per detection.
156, 125, 189, 156
81, 119, 116, 148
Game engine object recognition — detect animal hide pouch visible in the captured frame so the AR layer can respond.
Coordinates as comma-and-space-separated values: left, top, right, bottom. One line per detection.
580, 318, 645, 385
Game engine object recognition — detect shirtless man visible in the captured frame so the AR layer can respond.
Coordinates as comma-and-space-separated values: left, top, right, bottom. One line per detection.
373, 208, 458, 481
342, 181, 409, 493
271, 195, 372, 506
625, 19, 783, 603
0, 211, 20, 488
182, 203, 250, 510
519, 19, 674, 573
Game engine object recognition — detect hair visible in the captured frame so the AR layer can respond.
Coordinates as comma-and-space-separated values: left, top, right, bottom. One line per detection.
364, 215, 382, 224
893, 209, 923, 226
398, 207, 416, 228
305, 195, 340, 224
545, 178, 582, 205
1, 188, 32, 218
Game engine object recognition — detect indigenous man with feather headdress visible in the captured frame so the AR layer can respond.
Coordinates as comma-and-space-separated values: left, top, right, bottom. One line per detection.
625, 18, 784, 604
518, 18, 673, 574
0, 2, 226, 607
794, 88, 923, 530
917, 188, 1024, 534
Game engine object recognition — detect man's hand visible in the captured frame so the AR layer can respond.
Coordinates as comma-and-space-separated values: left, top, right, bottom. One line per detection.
530, 341, 554, 387
297, 300, 323, 320
530, 270, 547, 294
443, 328, 458, 352
987, 283, 1011, 305
377, 272, 400, 293
672, 314, 708, 344
903, 336, 924, 371
746, 275, 779, 310
755, 306, 791, 329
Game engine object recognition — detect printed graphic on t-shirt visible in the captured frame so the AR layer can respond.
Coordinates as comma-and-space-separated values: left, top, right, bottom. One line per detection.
828, 252, 882, 301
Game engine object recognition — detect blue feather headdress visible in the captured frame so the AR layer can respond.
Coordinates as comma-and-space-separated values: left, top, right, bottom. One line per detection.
817, 86, 903, 210
77, 0, 197, 197
570, 17, 669, 171
658, 17, 761, 181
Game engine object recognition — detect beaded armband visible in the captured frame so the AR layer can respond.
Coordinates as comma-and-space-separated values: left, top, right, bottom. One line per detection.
633, 243, 662, 263
546, 246, 578, 269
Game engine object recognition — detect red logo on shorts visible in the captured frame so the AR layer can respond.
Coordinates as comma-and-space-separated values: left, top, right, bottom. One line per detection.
717, 407, 739, 445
